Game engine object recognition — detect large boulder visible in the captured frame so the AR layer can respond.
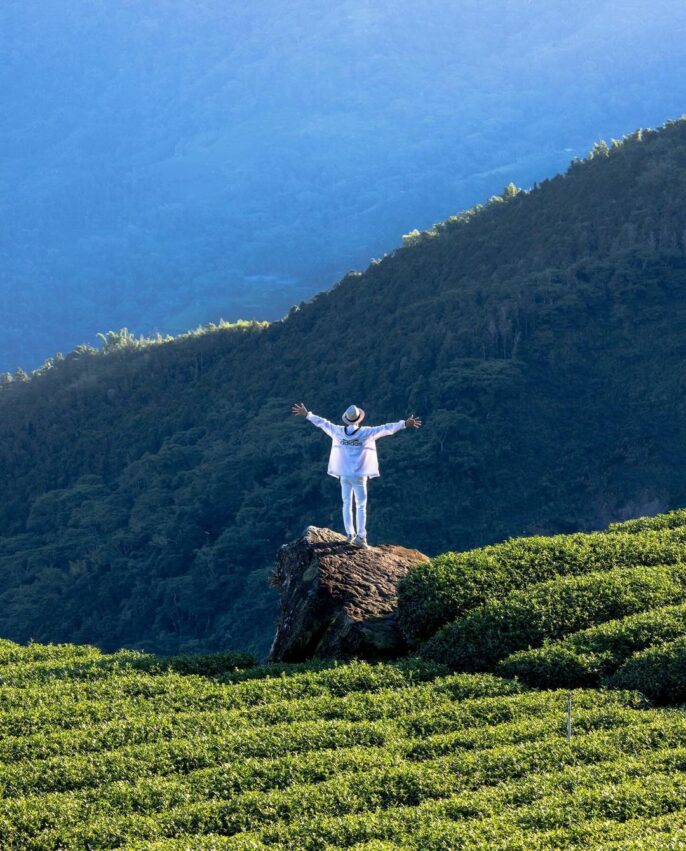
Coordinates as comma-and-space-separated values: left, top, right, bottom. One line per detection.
269, 526, 429, 662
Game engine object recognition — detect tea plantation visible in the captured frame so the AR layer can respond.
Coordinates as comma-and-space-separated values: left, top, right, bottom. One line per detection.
407, 508, 686, 708
4, 510, 686, 848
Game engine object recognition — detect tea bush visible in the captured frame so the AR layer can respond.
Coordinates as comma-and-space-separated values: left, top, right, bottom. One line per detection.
0, 635, 684, 848
497, 601, 686, 688
398, 528, 686, 643
608, 636, 686, 704
419, 564, 686, 671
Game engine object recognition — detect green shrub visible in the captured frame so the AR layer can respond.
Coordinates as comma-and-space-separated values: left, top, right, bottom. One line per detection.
217, 657, 446, 686
497, 601, 686, 688
607, 636, 686, 704
0, 660, 448, 720
133, 651, 255, 677
398, 527, 686, 643
498, 645, 608, 689
0, 640, 103, 666
419, 564, 686, 672
607, 508, 686, 534
31, 717, 686, 849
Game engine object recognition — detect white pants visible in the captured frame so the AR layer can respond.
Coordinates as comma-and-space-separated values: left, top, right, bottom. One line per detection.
340, 476, 368, 538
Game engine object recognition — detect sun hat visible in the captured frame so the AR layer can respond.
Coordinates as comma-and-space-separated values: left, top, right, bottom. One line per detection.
342, 405, 365, 425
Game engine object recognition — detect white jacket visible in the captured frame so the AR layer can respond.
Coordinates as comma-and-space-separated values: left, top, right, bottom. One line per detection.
306, 411, 406, 479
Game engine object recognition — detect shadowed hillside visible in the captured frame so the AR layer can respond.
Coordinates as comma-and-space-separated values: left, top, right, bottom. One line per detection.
2, 117, 686, 656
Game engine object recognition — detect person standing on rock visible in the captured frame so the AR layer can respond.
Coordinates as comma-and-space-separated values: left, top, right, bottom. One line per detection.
291, 402, 422, 548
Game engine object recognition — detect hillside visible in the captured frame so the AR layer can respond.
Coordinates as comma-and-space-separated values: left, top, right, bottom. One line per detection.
3, 0, 686, 371
401, 507, 686, 706
4, 642, 685, 849
4, 500, 686, 851
2, 117, 686, 656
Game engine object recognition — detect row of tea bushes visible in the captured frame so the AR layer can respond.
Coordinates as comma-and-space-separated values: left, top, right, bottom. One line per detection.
608, 636, 686, 704
497, 601, 686, 688
418, 564, 686, 672
399, 526, 686, 643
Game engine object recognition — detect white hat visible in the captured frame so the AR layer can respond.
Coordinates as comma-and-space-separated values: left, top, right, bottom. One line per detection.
342, 405, 365, 425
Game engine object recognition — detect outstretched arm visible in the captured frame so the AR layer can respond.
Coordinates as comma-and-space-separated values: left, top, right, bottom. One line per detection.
292, 402, 338, 437
365, 414, 422, 439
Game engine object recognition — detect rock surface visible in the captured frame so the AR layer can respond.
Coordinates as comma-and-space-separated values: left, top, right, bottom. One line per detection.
269, 526, 430, 663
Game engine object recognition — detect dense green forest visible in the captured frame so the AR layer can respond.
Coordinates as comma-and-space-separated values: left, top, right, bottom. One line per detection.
2, 117, 686, 657
3, 509, 686, 847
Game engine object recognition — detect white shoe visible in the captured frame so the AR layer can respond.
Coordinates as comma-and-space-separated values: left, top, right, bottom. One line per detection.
346, 533, 355, 543
351, 535, 369, 549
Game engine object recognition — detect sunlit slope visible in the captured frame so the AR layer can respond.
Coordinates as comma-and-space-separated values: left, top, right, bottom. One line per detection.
0, 642, 685, 849
4, 0, 685, 373
404, 509, 686, 704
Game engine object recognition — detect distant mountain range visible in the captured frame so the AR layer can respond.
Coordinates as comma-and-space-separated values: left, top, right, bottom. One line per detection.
2, 0, 686, 371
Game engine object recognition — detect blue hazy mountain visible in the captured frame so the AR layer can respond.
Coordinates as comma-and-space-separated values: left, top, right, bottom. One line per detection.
1, 0, 685, 372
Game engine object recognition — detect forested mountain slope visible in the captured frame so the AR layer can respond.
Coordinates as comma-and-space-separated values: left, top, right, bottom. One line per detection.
2, 117, 686, 657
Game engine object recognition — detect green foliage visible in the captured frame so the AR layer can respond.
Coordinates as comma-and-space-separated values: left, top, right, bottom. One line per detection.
131, 651, 255, 677
588, 139, 611, 159
497, 644, 611, 690
419, 564, 686, 672
607, 508, 686, 534
497, 601, 686, 688
608, 636, 686, 704
1, 637, 685, 846
405, 506, 686, 708
3, 119, 686, 656
399, 527, 686, 644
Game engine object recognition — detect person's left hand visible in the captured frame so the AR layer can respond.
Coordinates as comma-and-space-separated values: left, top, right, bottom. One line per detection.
292, 402, 308, 417
405, 414, 422, 428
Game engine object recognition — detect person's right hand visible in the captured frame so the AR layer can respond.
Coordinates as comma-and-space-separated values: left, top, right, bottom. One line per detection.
292, 402, 308, 417
405, 414, 422, 428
